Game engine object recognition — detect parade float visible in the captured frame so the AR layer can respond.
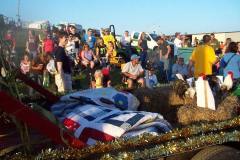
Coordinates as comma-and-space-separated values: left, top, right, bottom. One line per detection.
1, 33, 240, 160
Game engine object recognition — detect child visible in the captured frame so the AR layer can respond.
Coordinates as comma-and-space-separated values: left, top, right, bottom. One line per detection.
92, 68, 111, 89
145, 68, 158, 88
20, 54, 31, 75
93, 69, 103, 88
106, 41, 117, 64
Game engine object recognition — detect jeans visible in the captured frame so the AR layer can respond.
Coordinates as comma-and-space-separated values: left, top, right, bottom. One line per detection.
140, 51, 147, 68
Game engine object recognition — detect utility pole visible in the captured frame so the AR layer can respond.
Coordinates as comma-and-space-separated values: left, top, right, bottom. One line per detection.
16, 0, 21, 26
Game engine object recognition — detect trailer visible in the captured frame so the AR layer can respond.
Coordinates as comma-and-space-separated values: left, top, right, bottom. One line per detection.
0, 42, 240, 159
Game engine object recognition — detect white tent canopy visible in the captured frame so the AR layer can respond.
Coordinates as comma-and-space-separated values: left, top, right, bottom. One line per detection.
28, 20, 50, 29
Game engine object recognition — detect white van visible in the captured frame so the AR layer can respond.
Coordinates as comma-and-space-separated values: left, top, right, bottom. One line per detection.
131, 32, 158, 50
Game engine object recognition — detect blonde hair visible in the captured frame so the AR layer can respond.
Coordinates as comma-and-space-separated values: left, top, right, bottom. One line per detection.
94, 69, 103, 78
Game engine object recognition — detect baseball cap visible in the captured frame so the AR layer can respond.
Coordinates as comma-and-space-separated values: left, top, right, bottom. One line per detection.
104, 28, 110, 32
131, 54, 140, 60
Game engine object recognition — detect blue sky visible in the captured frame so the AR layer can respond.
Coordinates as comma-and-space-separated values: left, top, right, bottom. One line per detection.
1, 0, 240, 35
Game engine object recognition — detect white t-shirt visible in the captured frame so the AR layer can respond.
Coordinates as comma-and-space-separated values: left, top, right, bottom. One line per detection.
121, 35, 131, 46
122, 62, 144, 76
174, 38, 182, 56
65, 41, 76, 54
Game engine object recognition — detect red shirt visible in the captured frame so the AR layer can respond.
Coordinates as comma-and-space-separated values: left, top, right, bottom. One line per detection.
44, 39, 54, 53
4, 34, 16, 47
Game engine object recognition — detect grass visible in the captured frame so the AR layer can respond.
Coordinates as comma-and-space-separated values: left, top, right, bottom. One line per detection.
8, 28, 127, 94
8, 28, 168, 94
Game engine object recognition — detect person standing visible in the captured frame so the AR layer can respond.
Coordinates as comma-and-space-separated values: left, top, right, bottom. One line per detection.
4, 30, 16, 53
138, 32, 148, 68
173, 32, 182, 57
237, 42, 240, 55
26, 30, 39, 60
157, 37, 171, 82
220, 42, 240, 79
43, 34, 54, 55
210, 33, 220, 53
189, 35, 218, 78
84, 28, 96, 49
103, 28, 116, 49
222, 38, 232, 54
55, 32, 72, 93
121, 30, 132, 58
69, 25, 81, 52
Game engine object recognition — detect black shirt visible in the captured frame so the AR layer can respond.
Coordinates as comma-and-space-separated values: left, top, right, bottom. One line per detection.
55, 46, 71, 74
159, 41, 169, 56
97, 44, 107, 57
139, 39, 148, 51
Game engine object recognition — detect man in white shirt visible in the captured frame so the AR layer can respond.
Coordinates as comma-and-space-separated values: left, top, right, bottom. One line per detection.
173, 32, 182, 56
121, 30, 132, 57
121, 31, 131, 46
122, 54, 145, 88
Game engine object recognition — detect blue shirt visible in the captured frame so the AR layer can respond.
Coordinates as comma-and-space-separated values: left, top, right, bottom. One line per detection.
221, 52, 240, 79
84, 34, 96, 49
171, 63, 188, 78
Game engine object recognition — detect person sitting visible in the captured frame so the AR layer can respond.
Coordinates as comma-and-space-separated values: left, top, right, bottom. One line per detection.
91, 67, 111, 89
20, 54, 31, 75
171, 56, 188, 79
106, 41, 118, 64
31, 53, 48, 85
95, 37, 107, 66
145, 68, 159, 88
122, 54, 145, 89
92, 69, 103, 88
80, 44, 97, 69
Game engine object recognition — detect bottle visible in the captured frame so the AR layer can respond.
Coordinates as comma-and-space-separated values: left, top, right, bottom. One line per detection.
43, 71, 50, 88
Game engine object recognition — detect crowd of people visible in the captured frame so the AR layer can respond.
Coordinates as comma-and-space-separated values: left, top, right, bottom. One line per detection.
17, 25, 124, 93
2, 25, 240, 93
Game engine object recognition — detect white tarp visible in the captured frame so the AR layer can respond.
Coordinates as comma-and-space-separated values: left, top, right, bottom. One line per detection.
196, 77, 216, 110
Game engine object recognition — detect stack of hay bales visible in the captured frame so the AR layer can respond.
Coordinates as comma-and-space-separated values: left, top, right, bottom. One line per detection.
177, 95, 239, 125
133, 87, 193, 124
133, 87, 240, 126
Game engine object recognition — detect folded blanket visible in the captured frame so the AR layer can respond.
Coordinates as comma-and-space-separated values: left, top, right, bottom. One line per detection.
59, 87, 140, 111
51, 88, 172, 146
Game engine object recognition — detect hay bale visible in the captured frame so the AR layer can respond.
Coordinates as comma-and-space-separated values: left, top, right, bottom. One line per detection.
177, 95, 240, 125
133, 87, 193, 124
133, 87, 239, 126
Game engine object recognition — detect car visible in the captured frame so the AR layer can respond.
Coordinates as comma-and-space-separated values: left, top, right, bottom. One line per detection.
131, 31, 158, 50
